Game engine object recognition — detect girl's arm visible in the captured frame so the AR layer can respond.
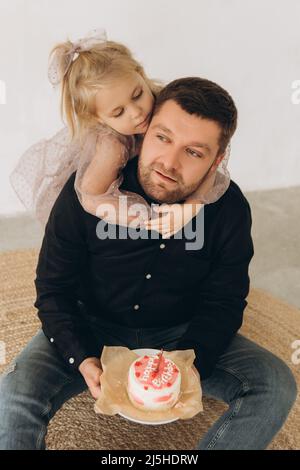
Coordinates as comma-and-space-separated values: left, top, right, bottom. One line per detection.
79, 133, 126, 196
74, 132, 151, 227
144, 171, 217, 238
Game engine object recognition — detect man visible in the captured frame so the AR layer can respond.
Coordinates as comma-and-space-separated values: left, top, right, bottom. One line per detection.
0, 78, 296, 450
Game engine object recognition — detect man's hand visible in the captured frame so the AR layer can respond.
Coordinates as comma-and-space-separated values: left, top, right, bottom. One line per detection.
79, 357, 103, 399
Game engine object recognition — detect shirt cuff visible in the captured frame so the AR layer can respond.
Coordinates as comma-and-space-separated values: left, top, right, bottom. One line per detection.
42, 328, 104, 370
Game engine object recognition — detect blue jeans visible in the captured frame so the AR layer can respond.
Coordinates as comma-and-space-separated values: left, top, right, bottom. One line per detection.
0, 315, 297, 450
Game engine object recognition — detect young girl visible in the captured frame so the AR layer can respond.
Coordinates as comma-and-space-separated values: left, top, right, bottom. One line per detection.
10, 29, 231, 238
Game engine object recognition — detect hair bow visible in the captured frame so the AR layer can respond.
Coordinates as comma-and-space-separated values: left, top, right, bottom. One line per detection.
48, 28, 107, 86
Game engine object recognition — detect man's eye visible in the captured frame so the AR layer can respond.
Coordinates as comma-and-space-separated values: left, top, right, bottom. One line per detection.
187, 148, 203, 158
156, 134, 168, 142
133, 90, 143, 100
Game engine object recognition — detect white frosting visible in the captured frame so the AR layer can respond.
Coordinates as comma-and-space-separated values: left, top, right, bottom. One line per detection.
127, 355, 181, 411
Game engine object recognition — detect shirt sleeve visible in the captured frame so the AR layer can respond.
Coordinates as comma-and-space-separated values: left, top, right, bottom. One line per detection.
34, 173, 103, 370
177, 195, 254, 380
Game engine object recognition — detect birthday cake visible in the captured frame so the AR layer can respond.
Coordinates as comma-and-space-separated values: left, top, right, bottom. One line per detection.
127, 350, 181, 411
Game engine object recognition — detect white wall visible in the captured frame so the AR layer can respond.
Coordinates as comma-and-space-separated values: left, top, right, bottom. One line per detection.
0, 0, 299, 215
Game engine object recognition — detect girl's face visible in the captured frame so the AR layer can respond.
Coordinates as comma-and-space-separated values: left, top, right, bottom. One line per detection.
95, 72, 155, 136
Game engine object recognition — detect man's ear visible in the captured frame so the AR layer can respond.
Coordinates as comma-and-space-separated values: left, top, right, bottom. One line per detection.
209, 153, 225, 174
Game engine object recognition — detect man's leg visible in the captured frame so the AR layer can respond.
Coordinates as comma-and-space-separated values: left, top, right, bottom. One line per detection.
0, 329, 87, 450
196, 334, 297, 450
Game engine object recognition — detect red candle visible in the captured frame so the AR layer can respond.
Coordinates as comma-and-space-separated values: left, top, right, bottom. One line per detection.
154, 349, 164, 374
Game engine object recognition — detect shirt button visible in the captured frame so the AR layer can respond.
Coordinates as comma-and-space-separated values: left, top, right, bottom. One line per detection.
50, 337, 54, 343
133, 304, 140, 310
160, 243, 166, 249
145, 273, 152, 279
69, 357, 75, 364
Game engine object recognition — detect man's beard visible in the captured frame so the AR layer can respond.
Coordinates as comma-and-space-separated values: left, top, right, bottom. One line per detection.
137, 160, 209, 204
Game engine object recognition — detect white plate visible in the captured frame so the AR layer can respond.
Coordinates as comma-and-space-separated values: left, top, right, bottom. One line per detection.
118, 348, 184, 426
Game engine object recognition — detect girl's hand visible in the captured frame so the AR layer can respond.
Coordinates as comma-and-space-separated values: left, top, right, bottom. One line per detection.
144, 202, 203, 238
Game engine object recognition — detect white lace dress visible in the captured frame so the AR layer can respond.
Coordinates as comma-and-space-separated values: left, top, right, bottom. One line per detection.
10, 124, 152, 228
10, 124, 231, 228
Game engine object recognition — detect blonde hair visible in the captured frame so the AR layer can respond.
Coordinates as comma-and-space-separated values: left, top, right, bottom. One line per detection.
49, 39, 163, 141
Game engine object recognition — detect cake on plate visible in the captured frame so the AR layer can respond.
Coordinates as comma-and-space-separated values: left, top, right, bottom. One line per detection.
127, 350, 181, 411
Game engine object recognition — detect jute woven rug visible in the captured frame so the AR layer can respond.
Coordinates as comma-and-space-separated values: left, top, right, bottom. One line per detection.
0, 248, 299, 450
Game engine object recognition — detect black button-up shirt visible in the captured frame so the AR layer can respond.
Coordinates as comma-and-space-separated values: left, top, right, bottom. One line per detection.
34, 156, 254, 380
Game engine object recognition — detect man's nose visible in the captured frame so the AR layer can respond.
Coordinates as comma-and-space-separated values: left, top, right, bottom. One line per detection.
161, 146, 181, 171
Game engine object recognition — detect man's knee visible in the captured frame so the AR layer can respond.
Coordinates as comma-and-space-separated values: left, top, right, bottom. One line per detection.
0, 351, 72, 450
0, 358, 44, 412
258, 352, 297, 420
0, 361, 19, 393
0, 331, 71, 421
